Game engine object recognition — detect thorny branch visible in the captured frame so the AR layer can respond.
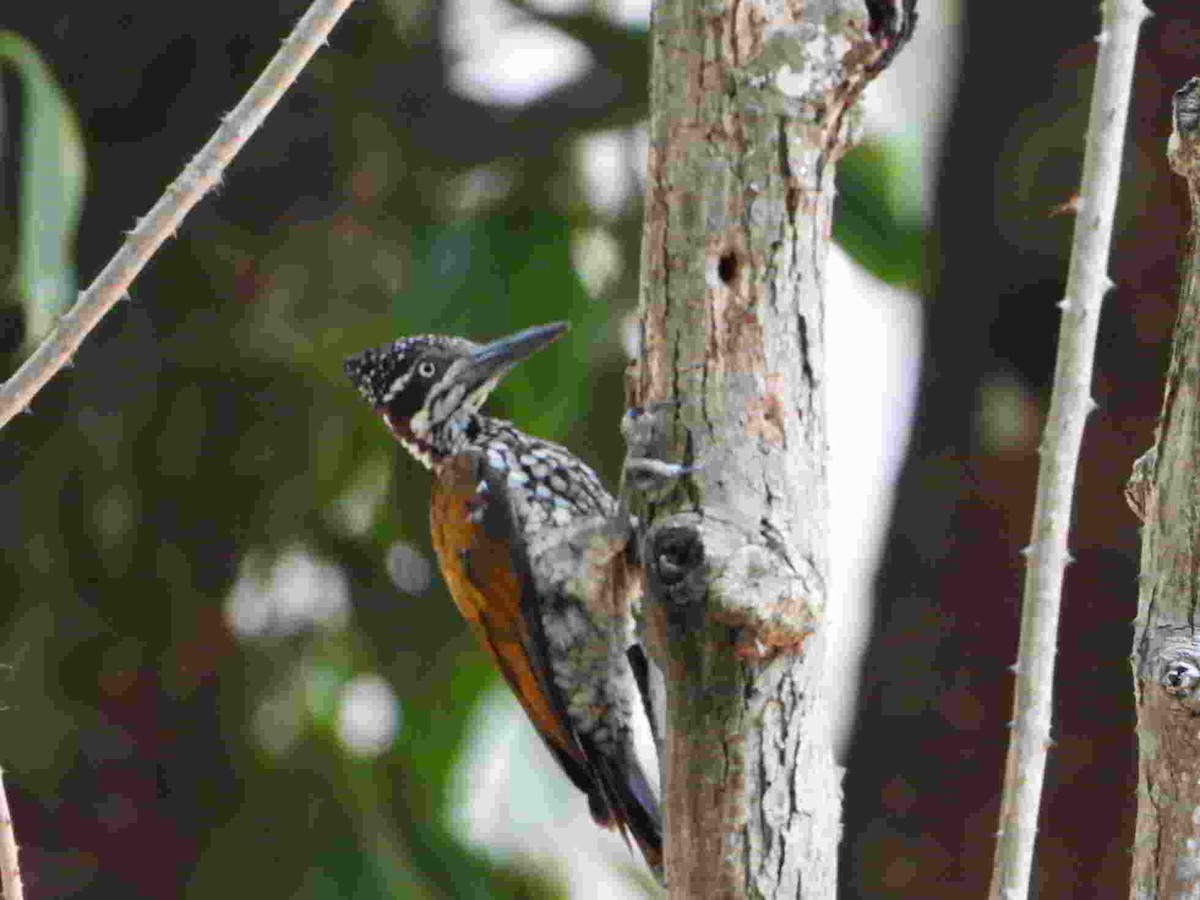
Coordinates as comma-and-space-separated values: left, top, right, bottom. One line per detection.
0, 0, 358, 430
988, 1, 1147, 897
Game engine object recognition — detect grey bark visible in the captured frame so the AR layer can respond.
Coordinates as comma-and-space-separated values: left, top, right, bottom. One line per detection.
1131, 76, 1200, 900
627, 1, 908, 896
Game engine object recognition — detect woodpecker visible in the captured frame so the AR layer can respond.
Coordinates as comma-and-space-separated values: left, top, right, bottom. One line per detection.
344, 322, 663, 879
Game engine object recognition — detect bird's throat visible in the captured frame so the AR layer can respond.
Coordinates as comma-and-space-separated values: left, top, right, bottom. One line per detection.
383, 411, 436, 470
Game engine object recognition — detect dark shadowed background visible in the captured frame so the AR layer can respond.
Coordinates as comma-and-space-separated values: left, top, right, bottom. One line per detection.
0, 1, 1196, 897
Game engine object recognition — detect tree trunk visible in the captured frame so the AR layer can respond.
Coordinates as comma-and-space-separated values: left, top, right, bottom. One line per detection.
628, 1, 910, 895
1130, 76, 1200, 899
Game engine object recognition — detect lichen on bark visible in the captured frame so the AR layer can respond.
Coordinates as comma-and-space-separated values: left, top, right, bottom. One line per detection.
1131, 76, 1200, 900
629, 0, 911, 895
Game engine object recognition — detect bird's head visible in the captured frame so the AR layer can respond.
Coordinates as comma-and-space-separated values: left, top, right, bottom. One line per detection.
344, 321, 568, 468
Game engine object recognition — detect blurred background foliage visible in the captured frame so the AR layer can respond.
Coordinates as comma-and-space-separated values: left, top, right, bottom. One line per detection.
0, 1, 742, 896
0, 2, 654, 896
4, 0, 1198, 898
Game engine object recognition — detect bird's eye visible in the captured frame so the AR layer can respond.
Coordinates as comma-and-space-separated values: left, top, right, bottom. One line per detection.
417, 361, 437, 378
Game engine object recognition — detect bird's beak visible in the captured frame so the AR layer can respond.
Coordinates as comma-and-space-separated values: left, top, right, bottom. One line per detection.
459, 321, 569, 389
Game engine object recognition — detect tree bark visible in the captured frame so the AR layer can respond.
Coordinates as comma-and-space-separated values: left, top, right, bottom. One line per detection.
628, 1, 910, 895
1131, 76, 1200, 900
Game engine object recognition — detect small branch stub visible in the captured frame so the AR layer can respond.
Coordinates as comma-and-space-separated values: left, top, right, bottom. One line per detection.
644, 517, 817, 660
648, 525, 706, 604
1168, 76, 1200, 178
1124, 446, 1156, 522
1155, 646, 1200, 709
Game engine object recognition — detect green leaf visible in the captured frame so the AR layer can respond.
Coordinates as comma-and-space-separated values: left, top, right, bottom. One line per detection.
835, 135, 925, 289
0, 31, 86, 346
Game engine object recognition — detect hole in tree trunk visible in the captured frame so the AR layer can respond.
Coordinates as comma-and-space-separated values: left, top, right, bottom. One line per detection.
717, 252, 739, 285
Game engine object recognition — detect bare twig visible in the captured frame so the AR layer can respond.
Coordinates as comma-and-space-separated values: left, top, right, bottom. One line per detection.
0, 0, 358, 430
0, 769, 23, 900
988, 1, 1147, 898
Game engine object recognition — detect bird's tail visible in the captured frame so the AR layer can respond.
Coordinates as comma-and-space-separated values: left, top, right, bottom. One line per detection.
585, 736, 664, 884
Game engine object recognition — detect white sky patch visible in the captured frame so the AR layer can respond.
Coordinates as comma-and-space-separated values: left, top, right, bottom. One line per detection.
570, 227, 623, 298
825, 245, 922, 753
577, 129, 634, 217
444, 0, 594, 108
525, 0, 588, 13
225, 547, 350, 639
448, 682, 651, 897
820, 0, 959, 751
631, 123, 649, 189
601, 0, 650, 29
336, 673, 402, 758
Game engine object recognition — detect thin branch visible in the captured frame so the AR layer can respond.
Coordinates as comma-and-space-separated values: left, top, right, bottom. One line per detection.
0, 769, 22, 900
0, 0, 359, 430
988, 1, 1148, 898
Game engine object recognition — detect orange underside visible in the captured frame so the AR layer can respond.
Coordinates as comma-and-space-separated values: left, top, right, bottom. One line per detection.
428, 453, 579, 762
427, 451, 663, 881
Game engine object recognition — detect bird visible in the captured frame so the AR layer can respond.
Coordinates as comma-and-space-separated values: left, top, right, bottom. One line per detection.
344, 321, 663, 880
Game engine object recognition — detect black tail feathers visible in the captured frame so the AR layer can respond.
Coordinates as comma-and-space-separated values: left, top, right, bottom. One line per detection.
585, 738, 664, 884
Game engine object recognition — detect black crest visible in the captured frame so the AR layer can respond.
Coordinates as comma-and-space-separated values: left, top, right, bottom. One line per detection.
344, 335, 476, 410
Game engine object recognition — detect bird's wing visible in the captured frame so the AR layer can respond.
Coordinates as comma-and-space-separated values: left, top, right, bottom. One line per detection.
430, 449, 663, 881
429, 449, 594, 793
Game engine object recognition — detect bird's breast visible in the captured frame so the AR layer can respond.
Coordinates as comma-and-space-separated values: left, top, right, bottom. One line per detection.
428, 451, 577, 752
